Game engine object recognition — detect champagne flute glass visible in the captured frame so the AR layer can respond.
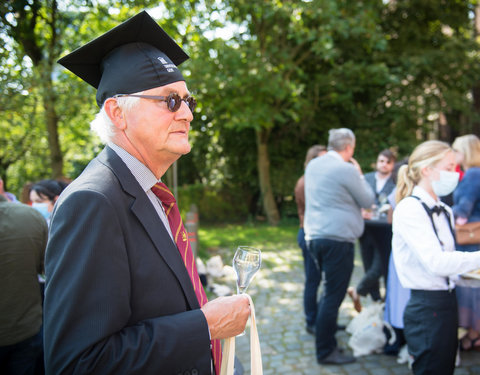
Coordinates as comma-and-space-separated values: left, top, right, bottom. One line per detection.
233, 246, 261, 335
378, 193, 388, 218
378, 192, 388, 206
233, 246, 261, 294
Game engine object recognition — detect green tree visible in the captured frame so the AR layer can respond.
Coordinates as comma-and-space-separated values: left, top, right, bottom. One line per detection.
187, 0, 392, 223
378, 0, 480, 147
2, 0, 480, 220
0, 1, 192, 194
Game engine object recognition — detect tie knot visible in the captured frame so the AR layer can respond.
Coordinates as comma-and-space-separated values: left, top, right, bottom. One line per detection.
151, 182, 176, 205
431, 205, 446, 216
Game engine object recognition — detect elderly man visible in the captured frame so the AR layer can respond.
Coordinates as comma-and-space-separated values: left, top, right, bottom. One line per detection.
304, 128, 375, 365
44, 11, 249, 375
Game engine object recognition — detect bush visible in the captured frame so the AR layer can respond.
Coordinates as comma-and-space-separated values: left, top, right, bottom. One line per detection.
177, 184, 250, 223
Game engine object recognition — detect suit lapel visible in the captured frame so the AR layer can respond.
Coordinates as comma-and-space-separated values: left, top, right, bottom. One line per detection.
98, 146, 200, 310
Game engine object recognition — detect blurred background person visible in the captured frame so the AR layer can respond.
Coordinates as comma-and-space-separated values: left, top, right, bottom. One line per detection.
0, 177, 19, 203
28, 179, 68, 374
29, 179, 68, 226
0, 195, 48, 375
294, 144, 327, 335
28, 179, 69, 298
305, 128, 374, 365
348, 149, 396, 311
383, 158, 410, 356
392, 140, 480, 375
452, 134, 480, 352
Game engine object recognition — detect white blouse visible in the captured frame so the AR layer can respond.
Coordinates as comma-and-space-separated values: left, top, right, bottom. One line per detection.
392, 186, 480, 290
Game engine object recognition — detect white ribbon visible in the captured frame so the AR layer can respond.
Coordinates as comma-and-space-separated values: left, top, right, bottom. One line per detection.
220, 294, 263, 375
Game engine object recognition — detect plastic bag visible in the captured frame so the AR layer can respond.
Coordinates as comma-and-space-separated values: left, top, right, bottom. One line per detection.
346, 302, 395, 357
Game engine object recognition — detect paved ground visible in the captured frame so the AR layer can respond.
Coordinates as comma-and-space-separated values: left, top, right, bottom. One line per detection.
229, 246, 480, 375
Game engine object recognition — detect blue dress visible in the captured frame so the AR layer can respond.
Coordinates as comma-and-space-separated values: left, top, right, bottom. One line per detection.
384, 189, 410, 329
453, 167, 480, 332
384, 252, 411, 329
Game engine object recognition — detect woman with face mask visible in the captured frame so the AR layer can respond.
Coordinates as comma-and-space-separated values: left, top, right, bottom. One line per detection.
392, 140, 480, 375
29, 179, 68, 226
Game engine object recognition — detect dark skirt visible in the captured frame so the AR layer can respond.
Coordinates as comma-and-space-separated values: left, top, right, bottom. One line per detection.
404, 289, 458, 375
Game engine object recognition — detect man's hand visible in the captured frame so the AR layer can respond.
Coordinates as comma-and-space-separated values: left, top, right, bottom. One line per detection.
349, 157, 363, 175
201, 294, 250, 339
362, 208, 373, 220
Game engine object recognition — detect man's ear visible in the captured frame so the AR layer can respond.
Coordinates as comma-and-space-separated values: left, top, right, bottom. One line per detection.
104, 98, 126, 130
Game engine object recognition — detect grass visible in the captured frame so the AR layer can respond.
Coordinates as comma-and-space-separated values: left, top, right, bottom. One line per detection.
197, 222, 299, 268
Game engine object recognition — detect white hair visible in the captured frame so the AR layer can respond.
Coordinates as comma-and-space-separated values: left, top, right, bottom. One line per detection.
327, 128, 355, 151
90, 95, 141, 144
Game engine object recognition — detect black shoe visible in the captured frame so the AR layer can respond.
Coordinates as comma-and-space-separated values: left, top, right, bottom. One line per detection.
318, 348, 356, 365
306, 325, 315, 335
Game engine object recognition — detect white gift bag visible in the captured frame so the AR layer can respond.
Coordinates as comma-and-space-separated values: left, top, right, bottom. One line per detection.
220, 294, 263, 375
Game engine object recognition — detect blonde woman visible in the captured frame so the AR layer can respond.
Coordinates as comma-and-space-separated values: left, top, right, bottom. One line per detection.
452, 134, 480, 351
392, 140, 480, 375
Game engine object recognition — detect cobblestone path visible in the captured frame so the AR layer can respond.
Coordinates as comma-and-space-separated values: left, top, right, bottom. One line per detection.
233, 246, 480, 375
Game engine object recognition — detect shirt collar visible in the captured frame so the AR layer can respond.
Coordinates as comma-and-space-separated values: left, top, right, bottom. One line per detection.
412, 185, 442, 208
108, 142, 160, 191
327, 150, 344, 162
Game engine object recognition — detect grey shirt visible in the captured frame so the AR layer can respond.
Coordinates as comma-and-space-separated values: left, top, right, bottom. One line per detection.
304, 151, 375, 243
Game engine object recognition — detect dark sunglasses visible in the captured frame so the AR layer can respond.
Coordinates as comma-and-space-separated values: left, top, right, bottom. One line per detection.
114, 93, 197, 113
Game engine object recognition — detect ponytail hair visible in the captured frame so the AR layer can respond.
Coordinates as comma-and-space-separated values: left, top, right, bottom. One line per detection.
395, 140, 452, 203
395, 165, 413, 203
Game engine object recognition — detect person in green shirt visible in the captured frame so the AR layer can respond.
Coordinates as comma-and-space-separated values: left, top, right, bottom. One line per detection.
0, 195, 48, 375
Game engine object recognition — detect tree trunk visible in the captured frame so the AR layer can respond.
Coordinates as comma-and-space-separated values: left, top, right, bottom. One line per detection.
39, 62, 63, 178
255, 128, 280, 225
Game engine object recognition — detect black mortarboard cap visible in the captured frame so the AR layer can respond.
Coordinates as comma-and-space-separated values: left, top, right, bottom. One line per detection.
58, 11, 189, 107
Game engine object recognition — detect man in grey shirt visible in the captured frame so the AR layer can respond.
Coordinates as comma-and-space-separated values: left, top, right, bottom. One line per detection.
304, 128, 375, 365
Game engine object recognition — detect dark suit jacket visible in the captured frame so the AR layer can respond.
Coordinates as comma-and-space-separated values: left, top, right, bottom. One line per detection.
44, 146, 211, 375
364, 171, 396, 205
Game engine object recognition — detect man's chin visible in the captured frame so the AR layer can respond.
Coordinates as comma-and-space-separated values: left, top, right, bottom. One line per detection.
173, 144, 191, 156
181, 144, 192, 155
377, 170, 391, 176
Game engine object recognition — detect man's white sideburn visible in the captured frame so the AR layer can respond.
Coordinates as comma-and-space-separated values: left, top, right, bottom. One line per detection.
90, 95, 141, 144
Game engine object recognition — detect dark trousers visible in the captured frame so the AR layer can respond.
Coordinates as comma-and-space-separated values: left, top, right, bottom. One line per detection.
404, 289, 458, 375
0, 330, 43, 375
357, 223, 392, 300
307, 238, 354, 360
297, 228, 321, 327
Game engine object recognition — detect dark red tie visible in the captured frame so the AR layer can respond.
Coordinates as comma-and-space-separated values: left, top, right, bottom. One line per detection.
151, 182, 221, 375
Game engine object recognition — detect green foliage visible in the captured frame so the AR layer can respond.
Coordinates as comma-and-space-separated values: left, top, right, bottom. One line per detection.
177, 183, 250, 224
1, 0, 480, 219
0, 0, 198, 195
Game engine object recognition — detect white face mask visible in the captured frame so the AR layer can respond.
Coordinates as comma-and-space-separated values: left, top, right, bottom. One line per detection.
32, 202, 51, 220
431, 170, 459, 197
